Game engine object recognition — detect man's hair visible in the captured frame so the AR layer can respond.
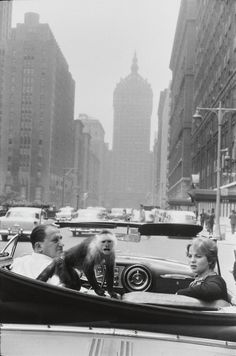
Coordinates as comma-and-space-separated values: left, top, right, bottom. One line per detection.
30, 224, 53, 248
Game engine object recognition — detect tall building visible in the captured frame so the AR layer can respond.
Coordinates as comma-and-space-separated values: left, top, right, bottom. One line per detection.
191, 0, 236, 213
2, 13, 75, 206
79, 114, 107, 206
0, 1, 12, 194
111, 54, 153, 208
154, 86, 171, 209
168, 0, 197, 210
0, 0, 12, 42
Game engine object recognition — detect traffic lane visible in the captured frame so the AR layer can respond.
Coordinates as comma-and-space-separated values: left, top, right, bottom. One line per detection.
0, 231, 231, 275
0, 229, 191, 262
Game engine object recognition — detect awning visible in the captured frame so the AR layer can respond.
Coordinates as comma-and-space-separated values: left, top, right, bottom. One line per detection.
188, 189, 236, 202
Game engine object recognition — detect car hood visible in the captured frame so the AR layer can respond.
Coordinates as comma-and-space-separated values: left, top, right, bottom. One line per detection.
117, 254, 193, 276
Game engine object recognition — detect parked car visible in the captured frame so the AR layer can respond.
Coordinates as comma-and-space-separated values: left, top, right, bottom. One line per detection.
158, 209, 197, 225
86, 206, 108, 219
70, 208, 107, 236
55, 206, 76, 222
107, 207, 126, 221
0, 206, 51, 241
144, 210, 155, 222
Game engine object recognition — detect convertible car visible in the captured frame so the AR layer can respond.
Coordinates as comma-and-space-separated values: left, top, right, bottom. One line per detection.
0, 221, 236, 355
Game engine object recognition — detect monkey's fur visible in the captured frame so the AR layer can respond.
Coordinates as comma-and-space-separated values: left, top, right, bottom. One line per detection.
37, 230, 118, 298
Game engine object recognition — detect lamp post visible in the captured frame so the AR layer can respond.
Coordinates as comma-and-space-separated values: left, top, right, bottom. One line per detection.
193, 101, 236, 240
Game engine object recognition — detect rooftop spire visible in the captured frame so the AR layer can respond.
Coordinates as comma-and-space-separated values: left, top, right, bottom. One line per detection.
131, 52, 138, 74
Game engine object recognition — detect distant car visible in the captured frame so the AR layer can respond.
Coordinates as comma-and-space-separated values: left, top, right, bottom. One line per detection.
70, 208, 107, 236
0, 206, 50, 241
55, 206, 76, 222
86, 206, 108, 219
162, 210, 197, 225
130, 209, 140, 222
144, 210, 155, 222
108, 208, 126, 221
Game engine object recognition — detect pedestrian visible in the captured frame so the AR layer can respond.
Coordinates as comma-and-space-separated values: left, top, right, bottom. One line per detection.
200, 209, 206, 227
229, 210, 236, 234
208, 209, 215, 234
122, 208, 128, 221
139, 204, 146, 222
204, 210, 210, 231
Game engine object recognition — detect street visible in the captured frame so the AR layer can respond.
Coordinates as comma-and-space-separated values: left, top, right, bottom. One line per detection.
0, 228, 191, 265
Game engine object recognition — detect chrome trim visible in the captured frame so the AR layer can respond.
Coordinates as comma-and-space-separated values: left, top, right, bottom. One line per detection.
1, 324, 236, 349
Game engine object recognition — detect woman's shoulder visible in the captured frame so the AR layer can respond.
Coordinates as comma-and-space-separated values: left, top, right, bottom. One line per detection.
205, 274, 227, 285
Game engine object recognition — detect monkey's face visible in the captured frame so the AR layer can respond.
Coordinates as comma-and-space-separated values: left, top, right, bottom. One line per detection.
99, 238, 114, 255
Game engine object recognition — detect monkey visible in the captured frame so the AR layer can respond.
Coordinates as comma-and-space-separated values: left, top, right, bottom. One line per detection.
37, 230, 119, 298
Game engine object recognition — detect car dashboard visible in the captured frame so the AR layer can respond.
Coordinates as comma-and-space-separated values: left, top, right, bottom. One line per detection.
94, 256, 194, 295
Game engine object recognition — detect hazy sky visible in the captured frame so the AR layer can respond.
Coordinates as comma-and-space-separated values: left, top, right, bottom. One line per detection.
12, 0, 181, 148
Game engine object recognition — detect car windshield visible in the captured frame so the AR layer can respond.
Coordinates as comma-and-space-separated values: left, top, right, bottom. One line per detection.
77, 210, 99, 217
6, 210, 36, 218
111, 209, 123, 214
116, 234, 189, 263
4, 224, 191, 265
58, 208, 73, 213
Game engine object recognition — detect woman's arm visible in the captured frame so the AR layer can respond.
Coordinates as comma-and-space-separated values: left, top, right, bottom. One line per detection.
177, 275, 227, 301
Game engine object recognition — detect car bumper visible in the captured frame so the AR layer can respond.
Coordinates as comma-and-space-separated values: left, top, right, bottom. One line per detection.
0, 228, 31, 236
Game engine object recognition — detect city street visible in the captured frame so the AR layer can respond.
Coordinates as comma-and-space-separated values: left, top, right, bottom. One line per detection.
0, 227, 190, 261
0, 225, 234, 294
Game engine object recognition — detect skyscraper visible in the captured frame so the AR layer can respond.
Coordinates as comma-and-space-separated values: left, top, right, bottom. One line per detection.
2, 12, 75, 205
168, 0, 196, 209
79, 114, 106, 206
0, 1, 12, 193
154, 85, 171, 209
0, 0, 12, 42
111, 54, 153, 208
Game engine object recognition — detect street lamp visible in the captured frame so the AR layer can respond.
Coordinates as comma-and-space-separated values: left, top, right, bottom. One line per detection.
193, 101, 236, 240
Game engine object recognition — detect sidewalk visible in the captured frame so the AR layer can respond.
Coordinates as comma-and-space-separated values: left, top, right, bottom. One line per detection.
218, 217, 236, 241
200, 217, 236, 241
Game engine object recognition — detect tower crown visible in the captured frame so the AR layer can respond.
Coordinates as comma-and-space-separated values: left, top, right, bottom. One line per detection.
131, 52, 138, 74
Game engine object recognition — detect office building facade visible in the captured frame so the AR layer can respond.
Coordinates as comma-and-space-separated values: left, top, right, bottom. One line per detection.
2, 13, 75, 206
0, 1, 12, 194
154, 86, 171, 209
168, 0, 197, 209
191, 0, 236, 213
79, 114, 107, 207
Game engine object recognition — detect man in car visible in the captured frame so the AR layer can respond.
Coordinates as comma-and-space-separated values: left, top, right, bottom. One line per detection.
10, 224, 64, 286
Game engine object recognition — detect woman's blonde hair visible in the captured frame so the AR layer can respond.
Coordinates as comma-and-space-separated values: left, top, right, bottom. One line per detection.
187, 236, 218, 269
